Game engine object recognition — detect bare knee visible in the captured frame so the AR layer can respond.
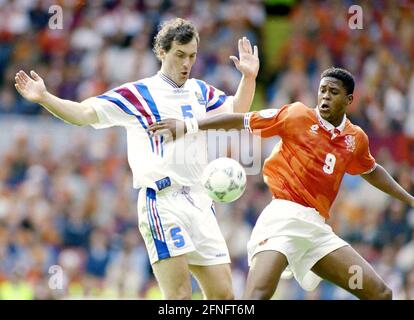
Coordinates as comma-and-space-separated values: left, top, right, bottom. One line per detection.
160, 278, 192, 300
244, 283, 276, 300
203, 282, 234, 300
163, 285, 192, 300
206, 289, 234, 300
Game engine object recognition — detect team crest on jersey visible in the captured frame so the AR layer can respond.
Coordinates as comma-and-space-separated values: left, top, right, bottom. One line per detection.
195, 92, 206, 105
259, 109, 279, 118
344, 135, 356, 152
309, 124, 319, 134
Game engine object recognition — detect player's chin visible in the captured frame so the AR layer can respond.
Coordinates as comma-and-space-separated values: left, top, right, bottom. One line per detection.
318, 107, 331, 118
180, 72, 189, 80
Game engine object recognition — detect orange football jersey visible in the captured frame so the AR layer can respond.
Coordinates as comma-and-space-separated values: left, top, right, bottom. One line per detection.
245, 102, 376, 219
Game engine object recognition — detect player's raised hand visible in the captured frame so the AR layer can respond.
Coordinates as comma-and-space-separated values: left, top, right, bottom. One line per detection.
230, 37, 259, 79
15, 70, 47, 103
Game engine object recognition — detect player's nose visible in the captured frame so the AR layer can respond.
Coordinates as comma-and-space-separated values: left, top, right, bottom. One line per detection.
182, 57, 191, 68
322, 92, 331, 100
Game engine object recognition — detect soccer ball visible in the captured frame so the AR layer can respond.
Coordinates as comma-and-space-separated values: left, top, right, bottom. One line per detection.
201, 157, 247, 203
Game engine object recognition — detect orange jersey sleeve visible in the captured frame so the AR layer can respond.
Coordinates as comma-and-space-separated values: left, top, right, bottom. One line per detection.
244, 104, 292, 138
346, 130, 376, 175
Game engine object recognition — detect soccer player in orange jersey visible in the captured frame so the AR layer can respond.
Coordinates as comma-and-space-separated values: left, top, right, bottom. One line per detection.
148, 67, 414, 300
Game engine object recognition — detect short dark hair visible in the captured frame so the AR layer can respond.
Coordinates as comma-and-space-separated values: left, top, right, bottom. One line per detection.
153, 18, 200, 61
321, 67, 355, 94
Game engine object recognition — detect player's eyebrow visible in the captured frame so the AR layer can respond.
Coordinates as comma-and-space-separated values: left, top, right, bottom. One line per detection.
176, 49, 196, 55
320, 84, 340, 90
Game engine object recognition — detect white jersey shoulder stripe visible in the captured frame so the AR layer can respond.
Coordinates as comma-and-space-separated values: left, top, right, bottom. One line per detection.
193, 79, 228, 112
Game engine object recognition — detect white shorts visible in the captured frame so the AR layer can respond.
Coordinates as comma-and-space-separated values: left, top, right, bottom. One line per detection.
137, 185, 230, 266
247, 199, 349, 291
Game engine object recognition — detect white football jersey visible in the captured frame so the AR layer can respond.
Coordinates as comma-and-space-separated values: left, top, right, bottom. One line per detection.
89, 71, 234, 190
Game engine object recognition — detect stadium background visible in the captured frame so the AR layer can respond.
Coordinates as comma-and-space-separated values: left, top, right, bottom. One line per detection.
0, 0, 413, 299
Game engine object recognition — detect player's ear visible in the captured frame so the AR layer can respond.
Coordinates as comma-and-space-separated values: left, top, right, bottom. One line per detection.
159, 49, 166, 60
346, 94, 353, 106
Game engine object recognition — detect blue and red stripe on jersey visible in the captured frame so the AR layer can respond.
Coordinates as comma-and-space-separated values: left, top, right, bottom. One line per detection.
97, 84, 165, 157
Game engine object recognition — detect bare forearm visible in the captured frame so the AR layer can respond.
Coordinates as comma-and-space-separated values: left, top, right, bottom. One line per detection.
39, 92, 97, 126
362, 164, 414, 205
233, 75, 256, 113
199, 113, 245, 131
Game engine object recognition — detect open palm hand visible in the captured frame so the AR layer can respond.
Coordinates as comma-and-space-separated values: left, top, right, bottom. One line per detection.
230, 37, 259, 79
15, 70, 47, 103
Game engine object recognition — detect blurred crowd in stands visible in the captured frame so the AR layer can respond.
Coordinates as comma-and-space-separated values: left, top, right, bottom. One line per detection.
0, 0, 413, 299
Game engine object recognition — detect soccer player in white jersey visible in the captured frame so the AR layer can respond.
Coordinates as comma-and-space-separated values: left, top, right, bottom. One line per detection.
14, 18, 259, 299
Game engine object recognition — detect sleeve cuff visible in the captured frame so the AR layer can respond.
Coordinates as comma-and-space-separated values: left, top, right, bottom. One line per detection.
244, 112, 253, 132
361, 163, 377, 175
89, 102, 111, 129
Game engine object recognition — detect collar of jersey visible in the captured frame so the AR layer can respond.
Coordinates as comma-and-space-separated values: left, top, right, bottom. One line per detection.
315, 107, 347, 133
158, 71, 186, 88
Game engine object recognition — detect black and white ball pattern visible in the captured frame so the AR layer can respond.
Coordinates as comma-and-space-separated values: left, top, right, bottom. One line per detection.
201, 158, 247, 203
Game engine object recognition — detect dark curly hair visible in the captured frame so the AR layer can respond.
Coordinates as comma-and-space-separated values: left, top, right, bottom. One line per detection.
153, 18, 200, 61
321, 67, 355, 95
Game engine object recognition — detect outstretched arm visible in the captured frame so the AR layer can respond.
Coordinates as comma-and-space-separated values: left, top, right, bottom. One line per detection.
15, 70, 98, 126
147, 113, 245, 139
361, 164, 414, 207
199, 113, 245, 131
230, 37, 259, 113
